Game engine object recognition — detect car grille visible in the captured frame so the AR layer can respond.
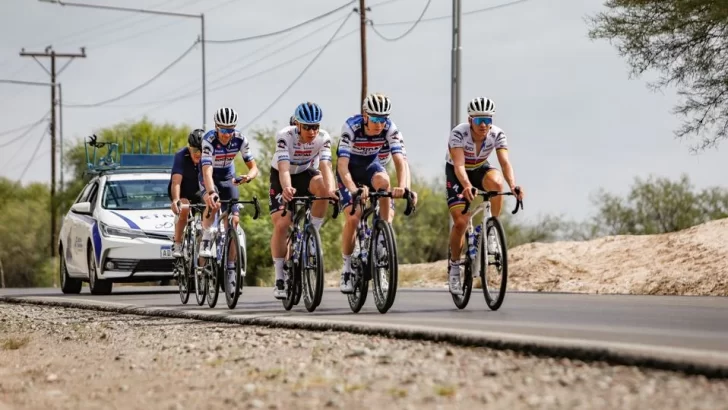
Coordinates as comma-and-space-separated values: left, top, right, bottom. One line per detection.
105, 258, 175, 273
145, 231, 174, 241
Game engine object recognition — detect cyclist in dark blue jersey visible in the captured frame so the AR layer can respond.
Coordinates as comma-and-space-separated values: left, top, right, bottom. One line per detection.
168, 129, 204, 257
199, 107, 259, 258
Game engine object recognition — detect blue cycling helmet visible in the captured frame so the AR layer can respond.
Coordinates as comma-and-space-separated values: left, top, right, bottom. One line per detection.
294, 102, 323, 124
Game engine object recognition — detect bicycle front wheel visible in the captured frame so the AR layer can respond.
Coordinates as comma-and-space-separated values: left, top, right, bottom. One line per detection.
177, 258, 190, 304
301, 224, 324, 312
370, 219, 398, 314
481, 217, 508, 311
223, 226, 244, 309
449, 228, 473, 310
206, 261, 220, 308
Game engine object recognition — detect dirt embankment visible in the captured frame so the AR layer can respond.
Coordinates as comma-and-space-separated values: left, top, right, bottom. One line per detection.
328, 218, 728, 296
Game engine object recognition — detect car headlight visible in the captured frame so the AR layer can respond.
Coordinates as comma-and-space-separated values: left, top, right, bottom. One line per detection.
99, 222, 147, 239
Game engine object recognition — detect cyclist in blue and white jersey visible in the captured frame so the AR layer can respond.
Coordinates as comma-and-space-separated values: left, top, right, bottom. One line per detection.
336, 92, 417, 293
199, 107, 259, 259
269, 102, 338, 299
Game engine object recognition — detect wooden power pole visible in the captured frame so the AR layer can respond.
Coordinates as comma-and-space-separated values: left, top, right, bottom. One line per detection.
358, 0, 369, 112
19, 46, 86, 257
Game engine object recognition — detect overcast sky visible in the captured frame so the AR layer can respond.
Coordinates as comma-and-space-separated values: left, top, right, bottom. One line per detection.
1, 0, 725, 222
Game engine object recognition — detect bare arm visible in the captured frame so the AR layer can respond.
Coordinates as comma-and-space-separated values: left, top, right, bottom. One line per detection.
337, 156, 357, 193
244, 160, 259, 180
319, 160, 336, 194
495, 149, 516, 190
170, 174, 182, 202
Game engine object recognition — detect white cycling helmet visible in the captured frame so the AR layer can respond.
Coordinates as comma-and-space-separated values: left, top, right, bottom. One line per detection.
214, 107, 238, 127
362, 93, 392, 116
467, 97, 496, 117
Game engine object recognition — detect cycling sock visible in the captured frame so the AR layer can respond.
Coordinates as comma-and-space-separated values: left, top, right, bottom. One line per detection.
342, 254, 352, 273
273, 258, 285, 281
310, 216, 324, 232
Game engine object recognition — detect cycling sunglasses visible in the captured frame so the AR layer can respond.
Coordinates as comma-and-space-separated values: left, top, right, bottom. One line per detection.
368, 115, 388, 124
189, 147, 201, 154
299, 123, 320, 131
471, 116, 493, 126
217, 127, 236, 134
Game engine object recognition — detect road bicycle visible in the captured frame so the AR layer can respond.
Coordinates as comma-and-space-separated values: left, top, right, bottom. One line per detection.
173, 201, 206, 305
345, 188, 414, 314
191, 196, 260, 309
279, 194, 340, 312
448, 187, 522, 311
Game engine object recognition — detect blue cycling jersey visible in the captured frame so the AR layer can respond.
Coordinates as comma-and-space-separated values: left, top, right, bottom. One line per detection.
336, 114, 403, 166
200, 129, 254, 180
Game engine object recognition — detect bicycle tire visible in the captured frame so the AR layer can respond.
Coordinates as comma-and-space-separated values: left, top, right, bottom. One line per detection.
370, 219, 398, 314
223, 225, 244, 309
282, 233, 298, 311
194, 239, 207, 306
177, 258, 190, 304
347, 236, 369, 313
450, 230, 473, 310
481, 217, 508, 311
301, 224, 324, 312
206, 260, 221, 308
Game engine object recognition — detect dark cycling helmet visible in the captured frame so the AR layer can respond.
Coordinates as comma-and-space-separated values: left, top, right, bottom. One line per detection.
188, 128, 204, 149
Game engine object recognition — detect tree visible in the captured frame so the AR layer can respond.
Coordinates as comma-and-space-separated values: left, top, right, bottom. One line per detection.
587, 1, 728, 151
590, 173, 728, 235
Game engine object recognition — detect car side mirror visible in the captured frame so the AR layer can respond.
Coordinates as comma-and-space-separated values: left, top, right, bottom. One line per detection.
70, 202, 92, 215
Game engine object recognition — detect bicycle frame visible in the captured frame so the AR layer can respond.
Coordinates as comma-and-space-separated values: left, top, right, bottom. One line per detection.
281, 195, 339, 268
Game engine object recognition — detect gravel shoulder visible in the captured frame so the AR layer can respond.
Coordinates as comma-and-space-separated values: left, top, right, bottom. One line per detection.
1, 303, 727, 409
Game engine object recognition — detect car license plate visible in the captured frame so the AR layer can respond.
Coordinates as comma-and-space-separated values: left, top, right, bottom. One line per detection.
160, 245, 173, 258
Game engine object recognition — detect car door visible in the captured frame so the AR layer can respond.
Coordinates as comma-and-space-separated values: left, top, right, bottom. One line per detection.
64, 182, 94, 274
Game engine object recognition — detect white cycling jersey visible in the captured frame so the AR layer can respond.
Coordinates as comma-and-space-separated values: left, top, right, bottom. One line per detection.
272, 125, 332, 174
337, 114, 403, 164
445, 123, 508, 170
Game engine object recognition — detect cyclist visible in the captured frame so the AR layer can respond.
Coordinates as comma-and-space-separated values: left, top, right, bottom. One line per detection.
199, 107, 259, 263
336, 92, 415, 293
446, 97, 524, 295
377, 138, 415, 221
168, 129, 204, 258
270, 102, 338, 299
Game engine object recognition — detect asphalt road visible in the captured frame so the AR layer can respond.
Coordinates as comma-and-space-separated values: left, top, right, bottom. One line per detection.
2, 286, 728, 372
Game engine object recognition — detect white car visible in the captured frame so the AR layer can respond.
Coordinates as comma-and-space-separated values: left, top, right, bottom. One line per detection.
58, 171, 177, 295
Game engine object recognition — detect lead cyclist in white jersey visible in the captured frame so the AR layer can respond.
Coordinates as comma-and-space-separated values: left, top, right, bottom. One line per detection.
269, 102, 338, 299
446, 97, 525, 295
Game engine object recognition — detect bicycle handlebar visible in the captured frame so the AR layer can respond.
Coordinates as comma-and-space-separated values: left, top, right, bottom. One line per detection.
281, 194, 341, 220
461, 187, 523, 215
205, 196, 261, 220
348, 188, 415, 217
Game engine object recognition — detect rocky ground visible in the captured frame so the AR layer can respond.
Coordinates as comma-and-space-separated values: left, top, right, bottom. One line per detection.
1, 303, 727, 409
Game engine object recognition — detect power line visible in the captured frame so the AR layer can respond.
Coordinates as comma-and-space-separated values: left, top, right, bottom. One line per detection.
16, 130, 49, 183
0, 113, 49, 148
374, 0, 531, 26
205, 1, 355, 44
65, 39, 200, 107
240, 11, 355, 130
369, 0, 431, 41
0, 111, 51, 138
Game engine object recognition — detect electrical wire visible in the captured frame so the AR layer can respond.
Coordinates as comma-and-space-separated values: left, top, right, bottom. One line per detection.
205, 1, 355, 44
369, 0, 431, 42
16, 130, 48, 183
65, 39, 200, 108
240, 11, 355, 130
0, 113, 50, 148
374, 0, 531, 27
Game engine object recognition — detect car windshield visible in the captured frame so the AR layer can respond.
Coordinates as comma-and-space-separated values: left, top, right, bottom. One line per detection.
102, 179, 169, 210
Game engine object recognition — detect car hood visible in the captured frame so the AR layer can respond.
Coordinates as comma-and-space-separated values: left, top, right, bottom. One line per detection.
100, 209, 176, 233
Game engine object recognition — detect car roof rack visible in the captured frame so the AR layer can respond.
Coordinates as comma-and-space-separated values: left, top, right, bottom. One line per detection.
83, 134, 178, 177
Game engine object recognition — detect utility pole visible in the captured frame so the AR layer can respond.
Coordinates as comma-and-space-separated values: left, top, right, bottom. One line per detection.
19, 46, 86, 257
451, 0, 462, 129
358, 0, 369, 111
58, 83, 64, 190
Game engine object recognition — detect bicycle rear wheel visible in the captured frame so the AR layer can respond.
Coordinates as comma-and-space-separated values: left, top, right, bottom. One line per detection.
194, 239, 207, 306
206, 260, 220, 308
449, 229, 473, 310
481, 217, 508, 310
371, 219, 398, 314
347, 235, 368, 313
301, 224, 324, 312
282, 234, 300, 311
177, 258, 190, 304
223, 226, 244, 309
